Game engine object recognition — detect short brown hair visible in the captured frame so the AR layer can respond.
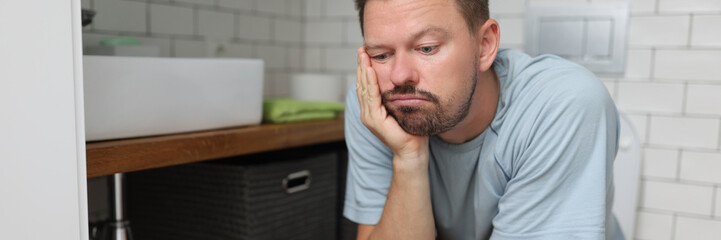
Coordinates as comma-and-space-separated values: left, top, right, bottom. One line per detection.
354, 0, 489, 36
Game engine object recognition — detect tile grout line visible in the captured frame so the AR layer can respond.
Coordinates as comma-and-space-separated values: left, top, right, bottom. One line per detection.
670, 213, 677, 240
269, 11, 276, 45
717, 119, 721, 150
675, 149, 682, 180
146, 1, 151, 36
321, 0, 327, 20
89, 0, 95, 31
643, 177, 721, 189
711, 187, 717, 217
170, 36, 176, 57
655, 0, 660, 14
687, 14, 694, 49
681, 82, 689, 115
233, 12, 239, 40
283, 45, 290, 78
645, 114, 652, 145
639, 207, 721, 222
649, 48, 656, 80
300, 0, 307, 72
251, 0, 257, 14
341, 19, 348, 46
193, 6, 199, 37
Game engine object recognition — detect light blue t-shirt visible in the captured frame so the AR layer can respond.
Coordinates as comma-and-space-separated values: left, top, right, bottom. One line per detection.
343, 49, 623, 240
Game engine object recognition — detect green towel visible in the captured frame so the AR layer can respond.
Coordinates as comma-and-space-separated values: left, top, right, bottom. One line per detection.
263, 98, 345, 123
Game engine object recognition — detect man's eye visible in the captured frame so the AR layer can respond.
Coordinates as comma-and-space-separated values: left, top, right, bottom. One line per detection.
372, 54, 389, 61
419, 46, 437, 54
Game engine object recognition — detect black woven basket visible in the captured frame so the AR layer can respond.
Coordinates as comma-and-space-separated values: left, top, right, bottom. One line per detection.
336, 149, 358, 240
128, 149, 338, 240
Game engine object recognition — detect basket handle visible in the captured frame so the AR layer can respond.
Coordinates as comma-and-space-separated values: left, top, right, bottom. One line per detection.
282, 170, 312, 194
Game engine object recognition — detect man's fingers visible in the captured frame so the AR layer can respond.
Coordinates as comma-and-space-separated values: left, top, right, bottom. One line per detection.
356, 48, 372, 124
355, 46, 386, 128
366, 66, 380, 99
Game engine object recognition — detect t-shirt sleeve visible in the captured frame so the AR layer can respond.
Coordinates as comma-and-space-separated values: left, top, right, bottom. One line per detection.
490, 69, 620, 239
342, 83, 394, 225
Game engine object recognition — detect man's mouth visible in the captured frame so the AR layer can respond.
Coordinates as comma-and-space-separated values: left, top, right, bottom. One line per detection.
387, 94, 430, 107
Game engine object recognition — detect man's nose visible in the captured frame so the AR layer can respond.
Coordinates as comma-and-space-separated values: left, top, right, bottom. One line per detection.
390, 52, 418, 86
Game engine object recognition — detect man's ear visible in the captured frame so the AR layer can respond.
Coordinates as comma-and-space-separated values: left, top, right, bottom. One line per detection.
476, 19, 500, 72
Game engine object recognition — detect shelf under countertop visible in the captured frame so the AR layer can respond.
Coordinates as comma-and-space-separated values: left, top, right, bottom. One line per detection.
86, 118, 345, 178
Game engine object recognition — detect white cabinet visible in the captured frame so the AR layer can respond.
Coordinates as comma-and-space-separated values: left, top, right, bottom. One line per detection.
0, 0, 88, 239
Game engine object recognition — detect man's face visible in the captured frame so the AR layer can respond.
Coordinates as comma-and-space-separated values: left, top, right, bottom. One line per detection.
363, 0, 479, 136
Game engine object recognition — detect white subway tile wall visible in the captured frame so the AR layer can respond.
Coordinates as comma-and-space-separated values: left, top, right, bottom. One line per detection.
658, 0, 721, 13
303, 47, 323, 71
635, 211, 673, 240
149, 4, 194, 35
648, 116, 719, 149
223, 42, 254, 58
216, 0, 253, 11
624, 49, 653, 79
174, 0, 214, 6
304, 21, 344, 44
256, 45, 287, 69
92, 0, 147, 33
642, 181, 714, 215
173, 39, 206, 57
655, 50, 721, 81
714, 187, 721, 218
674, 216, 721, 240
304, 0, 323, 18
680, 151, 721, 184
325, 0, 357, 18
629, 15, 690, 47
256, 0, 287, 15
287, 47, 303, 70
344, 20, 363, 45
83, 0, 306, 98
237, 15, 272, 41
287, 0, 303, 17
489, 0, 526, 15
324, 47, 358, 72
643, 148, 679, 179
198, 10, 235, 38
687, 84, 721, 116
83, 0, 721, 237
274, 19, 302, 43
691, 16, 721, 48
617, 82, 685, 113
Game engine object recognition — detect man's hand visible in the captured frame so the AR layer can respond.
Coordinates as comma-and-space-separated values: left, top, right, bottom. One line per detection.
354, 47, 436, 240
355, 47, 429, 163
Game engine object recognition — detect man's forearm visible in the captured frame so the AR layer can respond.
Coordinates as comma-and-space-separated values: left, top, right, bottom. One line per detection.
368, 154, 436, 240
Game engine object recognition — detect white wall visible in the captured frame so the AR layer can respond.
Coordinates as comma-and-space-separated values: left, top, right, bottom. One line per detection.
0, 0, 88, 239
490, 0, 721, 239
302, 0, 362, 88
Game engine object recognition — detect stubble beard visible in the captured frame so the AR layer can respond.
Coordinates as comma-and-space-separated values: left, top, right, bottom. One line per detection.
381, 64, 479, 136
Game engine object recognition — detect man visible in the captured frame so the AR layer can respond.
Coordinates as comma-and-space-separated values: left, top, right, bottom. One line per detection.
344, 0, 623, 239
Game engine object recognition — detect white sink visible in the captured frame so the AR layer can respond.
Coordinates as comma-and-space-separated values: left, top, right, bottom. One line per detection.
83, 56, 264, 141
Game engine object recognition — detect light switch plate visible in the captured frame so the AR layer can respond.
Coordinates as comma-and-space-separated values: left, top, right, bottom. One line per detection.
525, 2, 629, 75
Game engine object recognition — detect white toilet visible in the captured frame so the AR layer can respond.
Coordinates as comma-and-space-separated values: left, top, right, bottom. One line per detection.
613, 113, 642, 239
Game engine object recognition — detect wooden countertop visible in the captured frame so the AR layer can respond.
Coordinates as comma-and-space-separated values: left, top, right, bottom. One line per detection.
86, 118, 345, 178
